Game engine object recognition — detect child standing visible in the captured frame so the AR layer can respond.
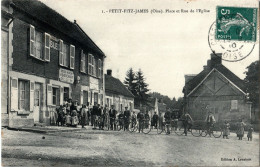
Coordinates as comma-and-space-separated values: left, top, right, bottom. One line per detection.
223, 120, 230, 139
236, 119, 246, 140
247, 126, 254, 141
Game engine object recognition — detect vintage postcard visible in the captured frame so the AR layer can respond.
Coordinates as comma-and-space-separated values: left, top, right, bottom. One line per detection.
1, 0, 259, 166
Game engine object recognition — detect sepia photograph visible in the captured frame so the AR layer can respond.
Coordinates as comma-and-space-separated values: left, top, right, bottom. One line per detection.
1, 0, 259, 166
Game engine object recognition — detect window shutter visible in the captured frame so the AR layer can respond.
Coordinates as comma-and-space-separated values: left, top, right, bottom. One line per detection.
59, 40, 63, 66
70, 45, 75, 69
60, 86, 64, 106
44, 33, 51, 62
29, 25, 35, 57
30, 82, 35, 111
11, 77, 18, 111
47, 84, 52, 106
101, 60, 103, 78
98, 59, 101, 78
88, 54, 92, 75
80, 50, 85, 73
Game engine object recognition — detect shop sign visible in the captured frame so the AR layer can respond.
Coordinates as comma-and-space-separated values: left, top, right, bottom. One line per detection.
59, 68, 74, 84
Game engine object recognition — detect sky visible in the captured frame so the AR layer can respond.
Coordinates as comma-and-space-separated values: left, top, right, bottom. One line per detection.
40, 0, 259, 98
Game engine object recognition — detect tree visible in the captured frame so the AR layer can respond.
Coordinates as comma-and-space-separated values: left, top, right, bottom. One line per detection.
244, 60, 259, 107
135, 69, 150, 107
124, 68, 137, 96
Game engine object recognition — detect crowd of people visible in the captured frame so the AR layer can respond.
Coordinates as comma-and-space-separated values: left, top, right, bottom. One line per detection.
54, 101, 254, 141
54, 98, 133, 130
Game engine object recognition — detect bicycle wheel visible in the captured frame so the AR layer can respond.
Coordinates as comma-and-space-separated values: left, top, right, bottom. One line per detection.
142, 120, 151, 134
115, 120, 121, 131
157, 123, 165, 134
201, 129, 207, 137
191, 125, 202, 137
212, 126, 222, 138
129, 121, 136, 132
174, 121, 184, 136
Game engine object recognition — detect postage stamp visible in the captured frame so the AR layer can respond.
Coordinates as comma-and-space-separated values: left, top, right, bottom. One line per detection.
208, 6, 258, 62
216, 6, 258, 42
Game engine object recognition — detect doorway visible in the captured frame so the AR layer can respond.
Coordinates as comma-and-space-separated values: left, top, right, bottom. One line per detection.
34, 83, 42, 123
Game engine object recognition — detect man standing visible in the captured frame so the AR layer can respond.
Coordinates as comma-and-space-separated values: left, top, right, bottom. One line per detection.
164, 109, 172, 134
92, 102, 98, 129
124, 106, 131, 131
182, 111, 193, 136
109, 105, 117, 130
152, 112, 159, 128
81, 105, 88, 128
205, 111, 216, 136
137, 110, 145, 133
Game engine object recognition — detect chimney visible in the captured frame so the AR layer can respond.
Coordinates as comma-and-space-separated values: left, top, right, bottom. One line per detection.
107, 69, 112, 76
74, 20, 77, 24
209, 53, 222, 67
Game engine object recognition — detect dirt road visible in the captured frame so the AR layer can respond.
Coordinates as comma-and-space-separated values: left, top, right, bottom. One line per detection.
2, 128, 259, 166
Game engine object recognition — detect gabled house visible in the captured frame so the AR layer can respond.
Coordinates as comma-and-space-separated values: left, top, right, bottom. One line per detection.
105, 70, 134, 112
183, 53, 252, 123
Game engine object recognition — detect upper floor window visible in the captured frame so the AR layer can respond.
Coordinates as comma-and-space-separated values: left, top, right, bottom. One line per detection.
88, 54, 95, 76
97, 59, 102, 78
80, 50, 87, 73
62, 43, 70, 67
29, 25, 50, 62
59, 40, 75, 69
35, 30, 43, 59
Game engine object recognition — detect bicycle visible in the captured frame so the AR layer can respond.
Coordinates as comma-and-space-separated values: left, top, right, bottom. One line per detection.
129, 119, 138, 132
115, 118, 124, 131
200, 123, 222, 138
171, 120, 202, 137
129, 119, 151, 134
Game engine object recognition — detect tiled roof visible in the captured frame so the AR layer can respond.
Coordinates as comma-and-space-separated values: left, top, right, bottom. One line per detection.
10, 0, 104, 56
105, 75, 134, 98
183, 64, 246, 95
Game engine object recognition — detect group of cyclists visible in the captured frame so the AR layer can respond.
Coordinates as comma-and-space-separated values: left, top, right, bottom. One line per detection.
55, 99, 218, 137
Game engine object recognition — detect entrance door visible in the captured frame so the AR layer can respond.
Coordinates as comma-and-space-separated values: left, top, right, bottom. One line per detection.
34, 83, 42, 122
83, 91, 88, 105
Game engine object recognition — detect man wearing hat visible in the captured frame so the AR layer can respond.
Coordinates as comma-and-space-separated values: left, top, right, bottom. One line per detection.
205, 110, 216, 136
124, 106, 131, 131
109, 105, 117, 130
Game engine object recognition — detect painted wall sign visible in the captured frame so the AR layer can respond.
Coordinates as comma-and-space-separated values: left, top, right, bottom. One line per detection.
59, 68, 74, 84
50, 39, 59, 50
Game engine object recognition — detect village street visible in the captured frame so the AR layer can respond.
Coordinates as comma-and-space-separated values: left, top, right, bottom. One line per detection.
1, 128, 259, 166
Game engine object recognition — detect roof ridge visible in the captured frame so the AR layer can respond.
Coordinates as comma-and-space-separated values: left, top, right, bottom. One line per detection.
74, 23, 105, 56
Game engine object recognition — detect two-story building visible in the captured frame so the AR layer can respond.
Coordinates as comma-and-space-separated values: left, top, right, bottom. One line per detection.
2, 0, 105, 127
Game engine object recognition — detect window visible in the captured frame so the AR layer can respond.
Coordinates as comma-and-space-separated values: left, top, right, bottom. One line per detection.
80, 50, 87, 73
64, 87, 69, 101
83, 91, 88, 105
52, 87, 60, 105
94, 93, 98, 104
100, 94, 103, 106
29, 25, 50, 61
35, 30, 43, 59
231, 100, 238, 110
59, 41, 74, 69
62, 43, 70, 67
88, 54, 96, 76
18, 80, 30, 110
97, 59, 102, 78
